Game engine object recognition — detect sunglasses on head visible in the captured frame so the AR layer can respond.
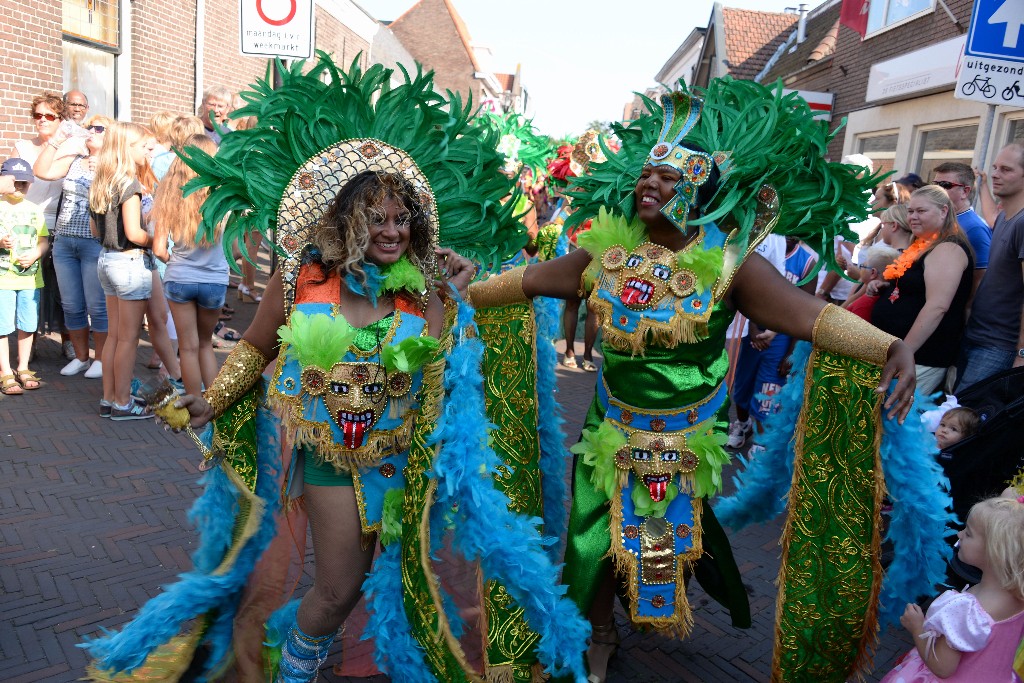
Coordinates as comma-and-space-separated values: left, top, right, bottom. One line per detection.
88, 125, 105, 134
33, 112, 58, 121
933, 180, 969, 190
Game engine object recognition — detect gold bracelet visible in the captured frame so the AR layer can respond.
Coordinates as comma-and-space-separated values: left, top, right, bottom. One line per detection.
811, 303, 897, 367
202, 339, 269, 419
467, 265, 528, 309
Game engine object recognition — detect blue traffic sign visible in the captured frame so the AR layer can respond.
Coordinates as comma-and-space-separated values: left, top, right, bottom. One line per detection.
966, 0, 1024, 63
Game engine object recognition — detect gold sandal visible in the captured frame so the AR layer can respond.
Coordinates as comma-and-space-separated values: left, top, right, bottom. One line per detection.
16, 370, 40, 390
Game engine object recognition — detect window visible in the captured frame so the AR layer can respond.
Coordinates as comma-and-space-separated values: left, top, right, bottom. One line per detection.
857, 133, 899, 176
1008, 119, 1024, 147
867, 0, 933, 35
916, 124, 979, 180
63, 0, 120, 50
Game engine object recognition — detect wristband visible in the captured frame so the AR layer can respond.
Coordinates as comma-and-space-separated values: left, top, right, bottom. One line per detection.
467, 265, 528, 309
811, 303, 897, 367
202, 339, 269, 419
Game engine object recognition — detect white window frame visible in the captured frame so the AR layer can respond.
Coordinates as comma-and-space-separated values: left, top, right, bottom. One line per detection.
865, 0, 936, 40
912, 119, 981, 177
856, 130, 900, 169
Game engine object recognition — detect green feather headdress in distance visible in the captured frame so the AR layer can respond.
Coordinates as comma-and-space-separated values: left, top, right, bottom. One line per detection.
181, 53, 527, 280
473, 111, 555, 177
565, 78, 886, 279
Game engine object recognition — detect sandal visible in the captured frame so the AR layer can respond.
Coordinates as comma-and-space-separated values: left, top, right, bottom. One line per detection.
580, 359, 597, 372
0, 374, 23, 395
16, 370, 40, 390
561, 355, 578, 369
214, 322, 242, 342
237, 284, 262, 303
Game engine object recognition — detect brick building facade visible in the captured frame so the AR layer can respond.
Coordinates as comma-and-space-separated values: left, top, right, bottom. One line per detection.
0, 1, 385, 150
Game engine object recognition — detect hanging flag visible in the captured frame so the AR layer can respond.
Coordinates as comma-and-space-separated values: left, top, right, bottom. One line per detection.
840, 0, 870, 38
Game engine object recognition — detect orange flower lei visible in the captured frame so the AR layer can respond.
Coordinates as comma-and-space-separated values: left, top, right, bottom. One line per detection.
882, 237, 935, 280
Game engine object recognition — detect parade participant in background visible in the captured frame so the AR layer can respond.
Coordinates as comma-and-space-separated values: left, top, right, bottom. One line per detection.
472, 80, 946, 683
82, 56, 588, 683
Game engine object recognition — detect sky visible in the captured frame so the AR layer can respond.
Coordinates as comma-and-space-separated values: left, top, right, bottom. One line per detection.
356, 0, 804, 138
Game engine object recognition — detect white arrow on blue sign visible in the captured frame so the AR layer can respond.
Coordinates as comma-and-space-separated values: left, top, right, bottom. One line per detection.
967, 0, 1024, 62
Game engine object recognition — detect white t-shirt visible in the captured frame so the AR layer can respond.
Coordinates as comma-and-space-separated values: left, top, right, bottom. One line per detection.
727, 234, 787, 339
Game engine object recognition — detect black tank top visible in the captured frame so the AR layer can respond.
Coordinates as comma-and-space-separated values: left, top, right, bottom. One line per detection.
871, 238, 973, 367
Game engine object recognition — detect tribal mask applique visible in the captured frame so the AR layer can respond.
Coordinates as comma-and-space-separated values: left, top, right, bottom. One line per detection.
301, 362, 412, 449
603, 242, 697, 311
614, 430, 699, 503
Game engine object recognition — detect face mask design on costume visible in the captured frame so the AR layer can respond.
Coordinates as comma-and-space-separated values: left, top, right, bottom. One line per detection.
302, 362, 412, 448
614, 432, 699, 502
603, 242, 698, 311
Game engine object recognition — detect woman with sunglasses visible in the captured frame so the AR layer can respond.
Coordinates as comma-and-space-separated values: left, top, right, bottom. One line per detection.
33, 115, 113, 381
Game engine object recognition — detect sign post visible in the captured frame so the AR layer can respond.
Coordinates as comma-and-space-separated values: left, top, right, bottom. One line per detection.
239, 0, 314, 60
955, 0, 1024, 170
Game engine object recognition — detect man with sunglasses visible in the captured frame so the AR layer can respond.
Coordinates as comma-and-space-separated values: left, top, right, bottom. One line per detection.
63, 91, 89, 124
933, 162, 990, 291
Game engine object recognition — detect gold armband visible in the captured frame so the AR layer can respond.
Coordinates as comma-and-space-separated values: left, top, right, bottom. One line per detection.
467, 265, 528, 309
811, 303, 898, 367
202, 339, 269, 419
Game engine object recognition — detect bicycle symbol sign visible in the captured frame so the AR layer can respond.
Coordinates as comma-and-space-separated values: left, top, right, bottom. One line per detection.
956, 0, 1024, 105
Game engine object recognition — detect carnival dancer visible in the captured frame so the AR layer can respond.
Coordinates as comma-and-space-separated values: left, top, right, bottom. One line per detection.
469, 81, 927, 683
82, 56, 588, 683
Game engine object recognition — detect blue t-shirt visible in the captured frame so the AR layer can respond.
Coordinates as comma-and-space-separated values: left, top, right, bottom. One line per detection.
957, 208, 991, 269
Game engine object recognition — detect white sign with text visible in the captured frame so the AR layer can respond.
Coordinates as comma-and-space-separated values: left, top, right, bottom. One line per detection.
239, 0, 315, 60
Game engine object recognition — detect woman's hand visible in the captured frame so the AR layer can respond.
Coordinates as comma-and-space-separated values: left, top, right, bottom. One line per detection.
878, 339, 916, 423
435, 247, 476, 298
171, 393, 216, 430
866, 279, 890, 297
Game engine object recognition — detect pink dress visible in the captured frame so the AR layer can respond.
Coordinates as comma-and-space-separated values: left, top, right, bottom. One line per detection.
880, 590, 1024, 683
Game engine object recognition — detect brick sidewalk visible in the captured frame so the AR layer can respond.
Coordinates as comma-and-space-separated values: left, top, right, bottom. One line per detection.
1, 297, 912, 682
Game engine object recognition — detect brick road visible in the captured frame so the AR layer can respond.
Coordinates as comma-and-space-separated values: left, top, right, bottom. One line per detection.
0, 286, 913, 682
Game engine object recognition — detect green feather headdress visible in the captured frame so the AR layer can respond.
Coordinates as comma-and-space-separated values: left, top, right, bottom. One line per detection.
565, 78, 886, 279
473, 112, 554, 178
180, 53, 527, 292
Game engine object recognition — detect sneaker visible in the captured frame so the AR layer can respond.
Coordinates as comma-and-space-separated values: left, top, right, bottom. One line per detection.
726, 419, 753, 449
84, 360, 103, 379
60, 357, 91, 376
130, 377, 144, 401
99, 400, 112, 418
168, 377, 185, 395
62, 340, 75, 360
110, 398, 154, 421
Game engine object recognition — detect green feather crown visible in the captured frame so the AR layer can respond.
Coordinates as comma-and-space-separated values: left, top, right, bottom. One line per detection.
181, 53, 527, 275
473, 112, 555, 177
564, 78, 886, 277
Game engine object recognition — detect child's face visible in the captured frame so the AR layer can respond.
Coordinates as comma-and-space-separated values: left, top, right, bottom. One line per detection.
0, 175, 14, 196
935, 415, 966, 450
956, 513, 986, 569
858, 265, 878, 285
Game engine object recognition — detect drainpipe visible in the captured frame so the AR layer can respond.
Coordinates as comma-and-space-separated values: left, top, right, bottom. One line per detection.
195, 0, 205, 113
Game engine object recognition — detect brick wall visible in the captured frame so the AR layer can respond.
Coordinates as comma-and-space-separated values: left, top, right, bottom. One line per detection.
316, 6, 370, 70
827, 0, 973, 159
0, 1, 63, 152
389, 0, 475, 99
202, 0, 269, 108
131, 0, 197, 124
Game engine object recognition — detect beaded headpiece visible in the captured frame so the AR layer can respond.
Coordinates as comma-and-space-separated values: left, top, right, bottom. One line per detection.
645, 92, 715, 232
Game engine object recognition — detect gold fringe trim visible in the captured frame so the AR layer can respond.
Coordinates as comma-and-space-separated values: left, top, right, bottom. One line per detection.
485, 664, 515, 683
213, 463, 267, 576
587, 291, 710, 358
607, 483, 701, 638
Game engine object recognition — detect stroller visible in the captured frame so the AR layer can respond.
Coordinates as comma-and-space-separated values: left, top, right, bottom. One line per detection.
937, 366, 1024, 583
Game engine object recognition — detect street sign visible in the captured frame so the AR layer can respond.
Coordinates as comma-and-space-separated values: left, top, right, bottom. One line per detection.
239, 0, 314, 60
956, 0, 1024, 105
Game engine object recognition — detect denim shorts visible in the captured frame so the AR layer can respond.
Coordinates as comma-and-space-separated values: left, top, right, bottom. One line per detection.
0, 288, 41, 336
97, 249, 154, 300
163, 280, 227, 310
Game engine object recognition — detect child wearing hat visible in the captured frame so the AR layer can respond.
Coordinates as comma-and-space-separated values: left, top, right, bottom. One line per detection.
0, 158, 48, 394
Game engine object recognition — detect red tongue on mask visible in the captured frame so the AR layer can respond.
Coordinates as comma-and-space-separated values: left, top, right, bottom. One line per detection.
621, 286, 648, 306
648, 478, 668, 502
342, 417, 367, 449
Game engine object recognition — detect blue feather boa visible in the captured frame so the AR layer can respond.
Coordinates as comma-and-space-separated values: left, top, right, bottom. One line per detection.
425, 298, 588, 681
81, 397, 283, 677
345, 261, 386, 308
715, 342, 955, 626
534, 295, 570, 561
